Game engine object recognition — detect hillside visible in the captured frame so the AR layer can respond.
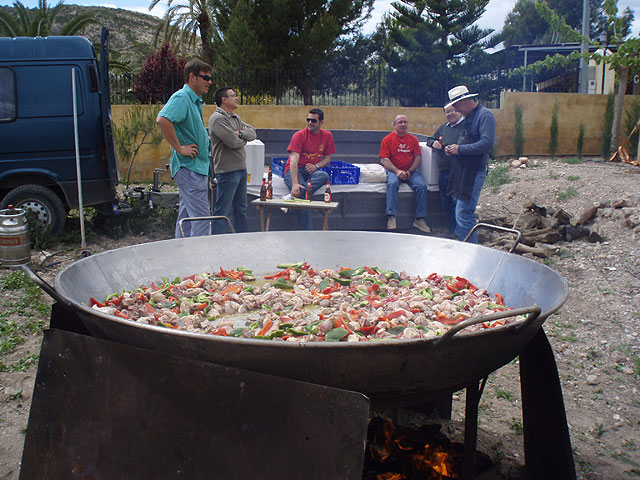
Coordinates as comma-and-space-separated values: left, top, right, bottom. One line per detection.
0, 4, 166, 70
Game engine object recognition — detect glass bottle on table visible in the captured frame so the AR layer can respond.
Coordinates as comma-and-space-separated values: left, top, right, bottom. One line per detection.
324, 181, 331, 203
268, 166, 272, 184
260, 176, 267, 201
306, 181, 312, 201
267, 178, 273, 200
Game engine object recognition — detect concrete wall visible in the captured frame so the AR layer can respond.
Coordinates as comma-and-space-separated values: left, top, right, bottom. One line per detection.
113, 91, 632, 182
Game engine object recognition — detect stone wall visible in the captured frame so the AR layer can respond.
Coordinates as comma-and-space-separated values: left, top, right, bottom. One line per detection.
113, 91, 633, 181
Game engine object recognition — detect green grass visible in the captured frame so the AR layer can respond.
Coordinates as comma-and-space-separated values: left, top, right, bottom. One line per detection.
561, 157, 585, 164
556, 187, 579, 201
567, 175, 580, 181
508, 417, 523, 435
496, 388, 515, 402
486, 164, 513, 192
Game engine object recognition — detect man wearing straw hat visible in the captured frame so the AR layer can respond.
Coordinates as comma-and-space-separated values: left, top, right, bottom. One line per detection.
443, 85, 496, 243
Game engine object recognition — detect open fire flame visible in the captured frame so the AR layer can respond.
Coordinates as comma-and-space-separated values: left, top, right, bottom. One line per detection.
364, 417, 463, 480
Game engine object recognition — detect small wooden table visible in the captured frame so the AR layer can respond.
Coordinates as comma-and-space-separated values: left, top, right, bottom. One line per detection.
252, 198, 339, 231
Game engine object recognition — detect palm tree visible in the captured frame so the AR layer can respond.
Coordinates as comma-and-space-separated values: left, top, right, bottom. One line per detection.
0, 0, 96, 37
149, 0, 219, 66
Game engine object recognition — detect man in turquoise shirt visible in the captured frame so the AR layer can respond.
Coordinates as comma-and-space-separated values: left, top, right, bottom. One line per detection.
157, 58, 213, 237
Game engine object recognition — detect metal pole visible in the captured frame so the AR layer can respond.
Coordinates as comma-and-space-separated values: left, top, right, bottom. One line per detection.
71, 69, 86, 248
579, 0, 590, 93
522, 50, 528, 91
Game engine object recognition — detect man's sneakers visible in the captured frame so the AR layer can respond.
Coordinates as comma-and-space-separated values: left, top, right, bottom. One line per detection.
413, 218, 431, 233
387, 216, 397, 230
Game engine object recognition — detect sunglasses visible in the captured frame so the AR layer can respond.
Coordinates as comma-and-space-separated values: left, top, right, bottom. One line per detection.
197, 74, 212, 82
306, 118, 319, 124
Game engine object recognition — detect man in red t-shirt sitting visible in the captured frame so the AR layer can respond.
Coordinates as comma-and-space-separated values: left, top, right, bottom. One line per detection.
380, 114, 429, 233
284, 108, 334, 229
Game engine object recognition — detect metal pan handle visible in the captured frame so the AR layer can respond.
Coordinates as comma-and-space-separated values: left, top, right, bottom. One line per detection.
178, 216, 235, 238
20, 264, 72, 308
464, 223, 522, 253
432, 305, 541, 347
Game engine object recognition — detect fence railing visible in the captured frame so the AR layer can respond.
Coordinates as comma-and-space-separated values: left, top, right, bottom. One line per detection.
110, 64, 512, 108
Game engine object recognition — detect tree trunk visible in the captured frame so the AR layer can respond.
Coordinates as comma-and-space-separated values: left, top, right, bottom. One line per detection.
610, 66, 629, 156
197, 12, 214, 67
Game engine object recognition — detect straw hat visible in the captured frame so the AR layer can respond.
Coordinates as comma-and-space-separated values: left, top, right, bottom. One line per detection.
445, 85, 478, 108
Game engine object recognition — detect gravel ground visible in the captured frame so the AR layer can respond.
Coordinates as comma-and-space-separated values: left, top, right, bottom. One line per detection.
1, 156, 639, 479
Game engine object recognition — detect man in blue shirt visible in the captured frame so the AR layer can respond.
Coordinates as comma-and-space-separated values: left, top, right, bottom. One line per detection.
157, 59, 213, 238
444, 85, 496, 243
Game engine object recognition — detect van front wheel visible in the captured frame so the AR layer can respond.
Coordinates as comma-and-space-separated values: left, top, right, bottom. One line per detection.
2, 185, 66, 236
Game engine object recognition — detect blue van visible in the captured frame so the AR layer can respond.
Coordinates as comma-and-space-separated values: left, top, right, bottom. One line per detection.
0, 28, 119, 234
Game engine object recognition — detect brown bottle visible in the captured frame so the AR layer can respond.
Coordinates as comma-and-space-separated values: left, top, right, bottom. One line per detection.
324, 182, 331, 203
306, 181, 312, 200
268, 166, 272, 184
260, 178, 267, 201
267, 179, 273, 199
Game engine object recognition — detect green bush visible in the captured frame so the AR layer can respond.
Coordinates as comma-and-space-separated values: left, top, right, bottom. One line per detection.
623, 96, 640, 156
513, 104, 524, 158
577, 123, 585, 158
549, 102, 559, 159
601, 92, 615, 159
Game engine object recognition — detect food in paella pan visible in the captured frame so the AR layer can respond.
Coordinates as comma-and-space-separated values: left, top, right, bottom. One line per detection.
90, 262, 527, 342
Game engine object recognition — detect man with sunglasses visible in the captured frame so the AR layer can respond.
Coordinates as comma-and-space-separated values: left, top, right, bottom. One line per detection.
157, 59, 213, 237
283, 108, 334, 229
209, 86, 256, 234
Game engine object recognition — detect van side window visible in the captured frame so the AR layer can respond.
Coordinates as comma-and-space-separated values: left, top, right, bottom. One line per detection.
0, 68, 17, 122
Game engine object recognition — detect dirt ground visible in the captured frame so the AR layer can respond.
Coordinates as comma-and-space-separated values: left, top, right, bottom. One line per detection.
1, 156, 639, 479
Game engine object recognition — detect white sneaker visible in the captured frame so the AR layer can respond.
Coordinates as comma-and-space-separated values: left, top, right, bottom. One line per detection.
387, 216, 397, 230
413, 218, 430, 233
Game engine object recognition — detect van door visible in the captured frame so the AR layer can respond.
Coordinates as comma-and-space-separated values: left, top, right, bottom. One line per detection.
99, 27, 119, 188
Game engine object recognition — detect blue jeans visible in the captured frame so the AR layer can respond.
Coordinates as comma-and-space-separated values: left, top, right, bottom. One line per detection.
173, 167, 211, 238
454, 168, 486, 243
284, 167, 330, 230
212, 169, 248, 234
439, 169, 457, 233
385, 170, 427, 219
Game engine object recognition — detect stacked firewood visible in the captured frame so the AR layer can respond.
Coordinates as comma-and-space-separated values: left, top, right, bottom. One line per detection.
479, 196, 640, 258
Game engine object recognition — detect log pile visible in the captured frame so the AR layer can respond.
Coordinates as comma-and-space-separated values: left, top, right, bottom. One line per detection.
479, 196, 640, 258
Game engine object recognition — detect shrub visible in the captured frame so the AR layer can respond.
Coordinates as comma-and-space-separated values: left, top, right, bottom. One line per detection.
577, 124, 585, 158
135, 43, 186, 104
601, 92, 615, 159
623, 96, 640, 156
513, 104, 524, 158
549, 102, 559, 159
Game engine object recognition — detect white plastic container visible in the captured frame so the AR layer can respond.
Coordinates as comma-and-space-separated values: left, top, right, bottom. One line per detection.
418, 142, 439, 190
245, 139, 265, 185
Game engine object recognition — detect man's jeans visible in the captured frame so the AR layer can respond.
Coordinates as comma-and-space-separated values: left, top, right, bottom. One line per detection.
439, 169, 457, 233
173, 167, 210, 238
454, 168, 486, 244
385, 170, 427, 219
284, 167, 330, 230
212, 169, 248, 234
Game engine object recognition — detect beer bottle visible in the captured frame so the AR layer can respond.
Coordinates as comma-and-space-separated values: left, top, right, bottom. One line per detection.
306, 181, 312, 201
324, 182, 331, 203
267, 179, 273, 200
268, 166, 272, 184
260, 177, 267, 201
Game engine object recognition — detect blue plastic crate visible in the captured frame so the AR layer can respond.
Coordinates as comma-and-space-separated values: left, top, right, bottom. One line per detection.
271, 157, 288, 178
321, 161, 360, 185
270, 158, 360, 185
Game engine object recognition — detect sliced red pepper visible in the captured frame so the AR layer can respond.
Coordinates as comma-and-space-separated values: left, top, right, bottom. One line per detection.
114, 310, 129, 319
256, 319, 273, 337
333, 315, 353, 334
211, 328, 229, 336
359, 325, 379, 335
194, 302, 208, 311
435, 311, 465, 325
322, 283, 340, 295
220, 284, 243, 296
183, 274, 196, 281
106, 295, 123, 306
189, 279, 205, 288
410, 307, 421, 313
90, 297, 106, 308
428, 273, 442, 282
363, 266, 377, 275
367, 283, 379, 293
494, 293, 504, 305
135, 292, 146, 302
386, 310, 407, 320
172, 306, 180, 314
144, 303, 155, 314
264, 269, 290, 280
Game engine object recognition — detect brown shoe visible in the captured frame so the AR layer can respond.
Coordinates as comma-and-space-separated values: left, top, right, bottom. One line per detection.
412, 218, 430, 233
387, 216, 397, 230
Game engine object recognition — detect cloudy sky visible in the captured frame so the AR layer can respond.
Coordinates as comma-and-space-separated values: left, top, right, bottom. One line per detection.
2, 0, 639, 37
